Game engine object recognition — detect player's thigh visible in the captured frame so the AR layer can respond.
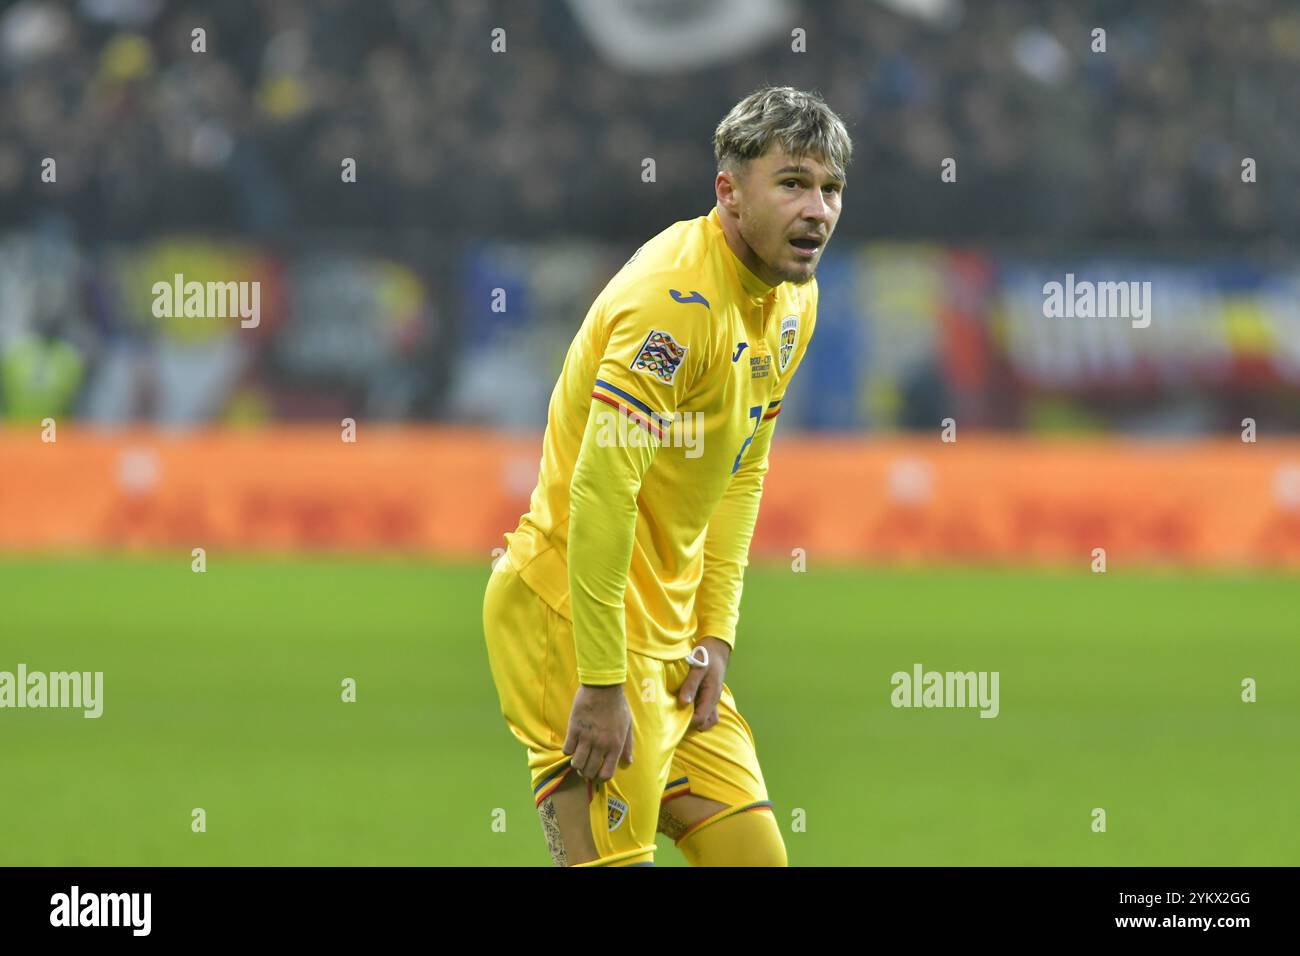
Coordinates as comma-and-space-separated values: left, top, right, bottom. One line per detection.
483, 561, 573, 761
658, 792, 729, 842
482, 561, 548, 733
660, 681, 772, 838
537, 653, 692, 867
537, 771, 599, 866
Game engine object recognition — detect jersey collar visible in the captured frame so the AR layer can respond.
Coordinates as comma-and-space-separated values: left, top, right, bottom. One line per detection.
707, 207, 778, 305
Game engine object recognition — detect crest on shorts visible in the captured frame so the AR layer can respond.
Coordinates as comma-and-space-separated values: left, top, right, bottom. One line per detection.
607, 795, 629, 832
631, 329, 688, 385
779, 316, 800, 372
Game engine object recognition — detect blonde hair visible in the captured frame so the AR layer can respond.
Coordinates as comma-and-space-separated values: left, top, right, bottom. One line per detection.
714, 86, 852, 181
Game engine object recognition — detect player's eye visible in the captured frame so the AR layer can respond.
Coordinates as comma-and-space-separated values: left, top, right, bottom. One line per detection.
782, 179, 802, 189
823, 183, 842, 194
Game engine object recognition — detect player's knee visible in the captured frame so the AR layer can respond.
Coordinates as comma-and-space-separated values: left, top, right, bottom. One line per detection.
678, 806, 788, 867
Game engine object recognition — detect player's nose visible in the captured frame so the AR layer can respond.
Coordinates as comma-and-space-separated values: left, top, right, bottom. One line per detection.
800, 191, 831, 224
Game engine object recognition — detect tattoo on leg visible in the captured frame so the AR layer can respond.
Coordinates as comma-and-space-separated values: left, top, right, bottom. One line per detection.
658, 803, 689, 841
538, 797, 567, 867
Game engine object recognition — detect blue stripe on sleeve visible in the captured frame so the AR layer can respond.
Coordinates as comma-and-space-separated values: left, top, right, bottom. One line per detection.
594, 378, 660, 420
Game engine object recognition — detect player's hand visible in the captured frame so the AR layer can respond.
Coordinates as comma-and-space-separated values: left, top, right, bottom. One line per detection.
563, 684, 634, 783
678, 636, 730, 732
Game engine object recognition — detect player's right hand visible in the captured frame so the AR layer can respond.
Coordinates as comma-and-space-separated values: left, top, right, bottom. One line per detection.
563, 684, 634, 783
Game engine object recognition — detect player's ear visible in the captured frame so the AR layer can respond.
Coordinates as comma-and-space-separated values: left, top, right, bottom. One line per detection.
715, 168, 740, 212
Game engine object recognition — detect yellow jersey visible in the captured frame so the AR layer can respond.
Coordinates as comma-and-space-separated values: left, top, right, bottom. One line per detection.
502, 206, 817, 684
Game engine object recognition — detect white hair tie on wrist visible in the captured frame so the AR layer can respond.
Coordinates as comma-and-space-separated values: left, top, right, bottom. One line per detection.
685, 645, 710, 669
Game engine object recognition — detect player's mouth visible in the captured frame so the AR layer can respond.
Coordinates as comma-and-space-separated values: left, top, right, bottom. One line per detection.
789, 236, 823, 258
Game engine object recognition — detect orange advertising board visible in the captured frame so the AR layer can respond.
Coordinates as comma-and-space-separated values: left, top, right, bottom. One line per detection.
2, 428, 1299, 567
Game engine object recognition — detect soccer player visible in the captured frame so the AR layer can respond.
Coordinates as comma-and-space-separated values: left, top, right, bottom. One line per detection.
483, 86, 851, 866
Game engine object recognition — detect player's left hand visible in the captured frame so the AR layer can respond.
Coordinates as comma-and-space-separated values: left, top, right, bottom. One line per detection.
677, 636, 730, 732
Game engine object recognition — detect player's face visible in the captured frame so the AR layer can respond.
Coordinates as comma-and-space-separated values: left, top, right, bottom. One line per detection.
732, 148, 844, 286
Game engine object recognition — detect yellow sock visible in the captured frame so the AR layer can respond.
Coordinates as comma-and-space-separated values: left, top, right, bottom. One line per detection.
677, 804, 788, 867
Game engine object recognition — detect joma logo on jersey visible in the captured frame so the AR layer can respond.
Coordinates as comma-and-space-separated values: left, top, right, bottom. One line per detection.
779, 316, 800, 372
607, 796, 629, 831
668, 289, 710, 308
631, 329, 688, 385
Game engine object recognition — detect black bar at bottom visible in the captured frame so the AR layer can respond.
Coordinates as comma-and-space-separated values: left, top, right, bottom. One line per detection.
0, 867, 1288, 942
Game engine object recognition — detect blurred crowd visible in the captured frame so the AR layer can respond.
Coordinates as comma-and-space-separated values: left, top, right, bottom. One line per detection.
3, 0, 1299, 429
2, 0, 1298, 244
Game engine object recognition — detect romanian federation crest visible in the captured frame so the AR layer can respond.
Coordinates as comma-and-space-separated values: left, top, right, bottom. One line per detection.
631, 329, 688, 385
779, 315, 800, 372
607, 796, 629, 832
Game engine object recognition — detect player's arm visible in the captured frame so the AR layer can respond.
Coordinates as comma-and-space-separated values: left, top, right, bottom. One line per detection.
564, 297, 701, 781
677, 402, 777, 730
684, 303, 818, 729
568, 399, 660, 684
563, 398, 659, 781
692, 400, 779, 652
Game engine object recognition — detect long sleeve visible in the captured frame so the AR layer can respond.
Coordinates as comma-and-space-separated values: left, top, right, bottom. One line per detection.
693, 410, 777, 647
695, 284, 817, 649
571, 289, 703, 683
568, 397, 660, 685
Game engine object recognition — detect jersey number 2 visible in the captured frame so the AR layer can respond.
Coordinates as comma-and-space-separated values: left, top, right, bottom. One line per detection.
732, 405, 763, 474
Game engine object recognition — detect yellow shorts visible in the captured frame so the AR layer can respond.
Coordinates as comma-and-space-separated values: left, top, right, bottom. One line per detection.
483, 555, 773, 866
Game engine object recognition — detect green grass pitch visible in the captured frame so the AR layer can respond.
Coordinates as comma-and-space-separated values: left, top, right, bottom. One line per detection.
1, 556, 1296, 866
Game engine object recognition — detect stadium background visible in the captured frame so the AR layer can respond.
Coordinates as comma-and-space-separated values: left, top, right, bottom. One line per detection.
1, 0, 1297, 865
